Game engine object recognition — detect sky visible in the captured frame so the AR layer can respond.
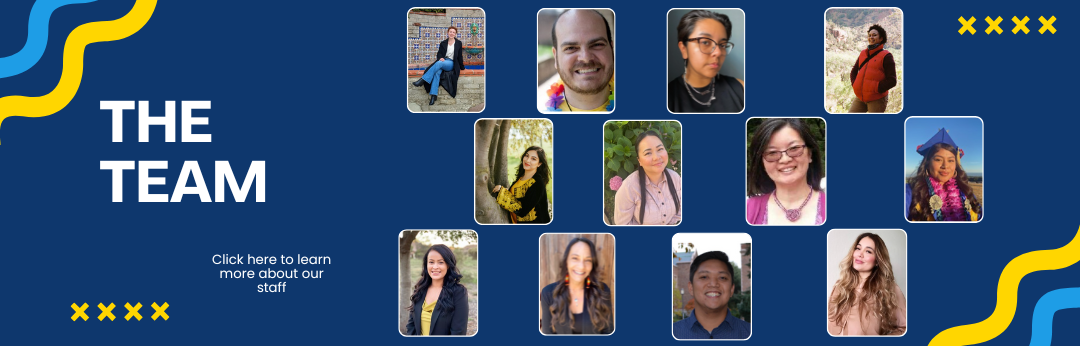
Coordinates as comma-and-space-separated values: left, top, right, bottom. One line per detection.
671, 233, 752, 270
904, 117, 983, 175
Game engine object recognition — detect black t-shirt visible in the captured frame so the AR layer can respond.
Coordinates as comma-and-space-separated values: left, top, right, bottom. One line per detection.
668, 74, 744, 113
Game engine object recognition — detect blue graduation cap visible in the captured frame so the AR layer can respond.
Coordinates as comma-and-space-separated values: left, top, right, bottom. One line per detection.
916, 128, 963, 159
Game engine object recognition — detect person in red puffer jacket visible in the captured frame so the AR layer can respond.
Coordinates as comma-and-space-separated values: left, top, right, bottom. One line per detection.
848, 24, 896, 113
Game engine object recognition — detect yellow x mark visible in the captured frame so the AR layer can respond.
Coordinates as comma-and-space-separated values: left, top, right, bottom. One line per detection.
70, 303, 89, 321
1040, 16, 1057, 34
958, 16, 977, 35
125, 302, 143, 321
985, 16, 1003, 34
97, 302, 116, 321
151, 302, 169, 321
1012, 16, 1030, 34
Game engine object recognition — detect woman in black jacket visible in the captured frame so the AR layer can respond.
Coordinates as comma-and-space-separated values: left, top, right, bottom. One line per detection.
540, 238, 613, 334
406, 244, 469, 335
492, 146, 551, 224
411, 27, 465, 105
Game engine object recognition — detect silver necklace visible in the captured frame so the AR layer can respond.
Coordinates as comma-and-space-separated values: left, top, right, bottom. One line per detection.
681, 74, 715, 106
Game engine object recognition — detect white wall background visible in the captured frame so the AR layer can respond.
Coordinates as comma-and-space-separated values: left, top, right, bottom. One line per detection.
825, 229, 907, 300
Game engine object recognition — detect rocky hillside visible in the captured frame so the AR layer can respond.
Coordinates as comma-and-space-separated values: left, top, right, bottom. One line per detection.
826, 8, 903, 51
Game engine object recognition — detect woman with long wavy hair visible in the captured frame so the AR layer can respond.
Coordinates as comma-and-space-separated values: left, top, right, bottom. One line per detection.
405, 244, 469, 335
828, 233, 906, 336
492, 146, 551, 224
905, 128, 982, 221
540, 238, 613, 334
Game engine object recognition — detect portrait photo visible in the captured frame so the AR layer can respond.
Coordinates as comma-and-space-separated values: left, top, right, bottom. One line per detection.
474, 119, 554, 224
398, 230, 479, 336
407, 8, 486, 112
539, 233, 615, 335
824, 7, 903, 113
672, 233, 752, 340
603, 121, 682, 226
904, 117, 983, 222
537, 8, 615, 113
746, 118, 826, 226
666, 9, 745, 113
826, 229, 907, 336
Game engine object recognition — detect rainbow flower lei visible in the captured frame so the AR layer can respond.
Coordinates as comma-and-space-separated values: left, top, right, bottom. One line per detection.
545, 78, 614, 112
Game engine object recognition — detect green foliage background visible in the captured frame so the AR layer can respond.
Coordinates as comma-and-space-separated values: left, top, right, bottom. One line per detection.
746, 118, 826, 182
603, 121, 682, 223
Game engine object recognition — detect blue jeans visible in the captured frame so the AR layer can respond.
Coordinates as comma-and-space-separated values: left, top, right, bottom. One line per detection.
421, 59, 454, 95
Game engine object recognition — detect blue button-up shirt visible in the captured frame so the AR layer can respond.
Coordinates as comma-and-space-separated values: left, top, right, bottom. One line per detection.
673, 308, 751, 339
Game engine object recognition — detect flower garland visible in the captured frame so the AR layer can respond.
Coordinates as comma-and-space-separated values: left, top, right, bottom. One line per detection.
545, 79, 614, 112
927, 177, 972, 221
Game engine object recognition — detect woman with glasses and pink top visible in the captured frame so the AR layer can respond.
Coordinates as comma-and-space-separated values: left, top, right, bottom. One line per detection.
746, 118, 825, 225
668, 10, 744, 113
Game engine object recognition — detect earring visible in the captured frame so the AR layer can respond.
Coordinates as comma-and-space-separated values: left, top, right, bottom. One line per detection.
586, 277, 591, 289
564, 274, 569, 285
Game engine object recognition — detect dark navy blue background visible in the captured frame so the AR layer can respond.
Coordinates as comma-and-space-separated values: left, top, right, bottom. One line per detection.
0, 1, 1076, 344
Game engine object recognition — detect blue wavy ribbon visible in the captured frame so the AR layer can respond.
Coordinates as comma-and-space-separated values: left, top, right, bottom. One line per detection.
1030, 287, 1080, 346
0, 0, 97, 79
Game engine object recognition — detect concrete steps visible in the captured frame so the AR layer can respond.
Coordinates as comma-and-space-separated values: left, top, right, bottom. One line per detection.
406, 75, 485, 112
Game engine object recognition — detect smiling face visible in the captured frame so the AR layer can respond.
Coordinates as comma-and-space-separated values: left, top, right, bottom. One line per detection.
762, 126, 812, 187
566, 241, 594, 284
521, 150, 541, 174
688, 259, 733, 312
678, 18, 728, 81
867, 28, 881, 45
426, 249, 447, 281
447, 28, 457, 39
852, 236, 877, 273
637, 135, 668, 177
553, 10, 614, 95
929, 148, 957, 183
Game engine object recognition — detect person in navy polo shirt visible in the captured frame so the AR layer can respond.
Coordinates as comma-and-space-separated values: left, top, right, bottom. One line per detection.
673, 251, 751, 339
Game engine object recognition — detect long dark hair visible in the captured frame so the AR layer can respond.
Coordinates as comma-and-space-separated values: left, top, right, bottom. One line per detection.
549, 238, 611, 333
906, 142, 982, 221
634, 131, 680, 223
747, 118, 824, 196
407, 245, 465, 312
515, 146, 551, 187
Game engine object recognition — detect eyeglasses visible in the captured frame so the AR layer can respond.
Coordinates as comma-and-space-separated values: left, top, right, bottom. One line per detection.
687, 37, 734, 54
763, 145, 806, 162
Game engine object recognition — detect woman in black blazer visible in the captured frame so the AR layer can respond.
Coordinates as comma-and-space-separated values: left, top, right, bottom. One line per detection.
411, 26, 465, 105
540, 238, 613, 334
406, 244, 469, 335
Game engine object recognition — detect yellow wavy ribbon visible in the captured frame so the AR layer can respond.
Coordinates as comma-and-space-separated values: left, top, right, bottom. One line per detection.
0, 0, 157, 144
930, 226, 1080, 345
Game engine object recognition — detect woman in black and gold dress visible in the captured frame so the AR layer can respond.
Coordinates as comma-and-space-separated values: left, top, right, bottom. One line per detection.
491, 146, 551, 224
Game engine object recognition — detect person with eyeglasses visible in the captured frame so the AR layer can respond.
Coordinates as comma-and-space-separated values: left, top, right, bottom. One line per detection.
746, 118, 825, 225
848, 24, 896, 113
668, 10, 744, 113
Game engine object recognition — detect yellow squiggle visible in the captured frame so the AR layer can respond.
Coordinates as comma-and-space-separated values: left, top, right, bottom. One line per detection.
930, 226, 1080, 345
0, 0, 157, 144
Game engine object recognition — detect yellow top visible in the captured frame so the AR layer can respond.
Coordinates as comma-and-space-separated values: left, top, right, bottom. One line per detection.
420, 300, 436, 335
496, 179, 538, 222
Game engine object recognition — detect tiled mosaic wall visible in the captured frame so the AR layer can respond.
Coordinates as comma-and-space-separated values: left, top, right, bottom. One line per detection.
407, 16, 485, 67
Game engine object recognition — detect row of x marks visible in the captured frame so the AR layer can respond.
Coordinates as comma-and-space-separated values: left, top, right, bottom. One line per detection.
960, 16, 1056, 35
70, 302, 169, 321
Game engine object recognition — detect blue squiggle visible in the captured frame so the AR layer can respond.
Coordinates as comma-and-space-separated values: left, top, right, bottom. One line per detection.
0, 0, 97, 79
1030, 287, 1080, 346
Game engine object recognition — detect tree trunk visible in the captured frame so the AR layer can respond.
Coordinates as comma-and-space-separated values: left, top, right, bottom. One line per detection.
399, 231, 419, 334
475, 120, 509, 224
493, 120, 511, 187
